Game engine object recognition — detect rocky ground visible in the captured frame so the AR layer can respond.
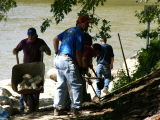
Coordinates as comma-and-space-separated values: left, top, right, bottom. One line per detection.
1, 57, 160, 120
2, 68, 159, 120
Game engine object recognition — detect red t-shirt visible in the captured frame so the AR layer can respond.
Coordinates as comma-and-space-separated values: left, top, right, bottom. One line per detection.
15, 38, 48, 63
83, 45, 94, 65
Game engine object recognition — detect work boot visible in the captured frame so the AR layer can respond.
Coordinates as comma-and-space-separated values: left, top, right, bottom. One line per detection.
54, 108, 67, 116
92, 96, 100, 102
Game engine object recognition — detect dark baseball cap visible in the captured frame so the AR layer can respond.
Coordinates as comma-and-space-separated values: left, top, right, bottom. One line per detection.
27, 27, 37, 35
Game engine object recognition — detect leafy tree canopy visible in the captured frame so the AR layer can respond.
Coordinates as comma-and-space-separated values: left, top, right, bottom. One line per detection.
41, 0, 111, 41
0, 0, 17, 21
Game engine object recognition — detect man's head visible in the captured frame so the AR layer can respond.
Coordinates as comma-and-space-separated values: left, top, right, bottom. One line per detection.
27, 27, 38, 42
100, 39, 107, 44
76, 16, 94, 31
92, 43, 102, 57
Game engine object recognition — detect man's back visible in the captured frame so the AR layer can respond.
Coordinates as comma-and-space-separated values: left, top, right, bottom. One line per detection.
97, 44, 114, 65
57, 27, 85, 58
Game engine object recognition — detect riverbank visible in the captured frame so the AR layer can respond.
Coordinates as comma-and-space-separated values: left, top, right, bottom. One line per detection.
9, 68, 160, 120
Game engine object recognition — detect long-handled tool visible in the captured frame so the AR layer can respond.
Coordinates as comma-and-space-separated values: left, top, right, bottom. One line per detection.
85, 77, 101, 100
89, 67, 102, 100
90, 67, 98, 78
118, 33, 131, 81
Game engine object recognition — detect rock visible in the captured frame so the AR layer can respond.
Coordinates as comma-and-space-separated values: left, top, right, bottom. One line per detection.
2, 105, 19, 115
46, 68, 57, 82
0, 96, 12, 105
0, 96, 19, 116
23, 74, 32, 79
17, 74, 43, 91
0, 87, 12, 97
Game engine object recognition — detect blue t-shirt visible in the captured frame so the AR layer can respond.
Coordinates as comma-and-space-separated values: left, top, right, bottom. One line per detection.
57, 27, 85, 58
97, 44, 114, 65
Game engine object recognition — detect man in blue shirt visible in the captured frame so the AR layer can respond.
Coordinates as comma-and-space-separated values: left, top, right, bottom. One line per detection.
53, 16, 93, 116
95, 39, 114, 97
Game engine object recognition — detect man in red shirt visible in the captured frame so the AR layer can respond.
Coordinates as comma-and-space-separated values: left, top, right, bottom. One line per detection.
13, 27, 51, 113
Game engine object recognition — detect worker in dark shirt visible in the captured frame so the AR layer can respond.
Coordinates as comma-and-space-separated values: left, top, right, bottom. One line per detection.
13, 27, 51, 113
94, 39, 114, 97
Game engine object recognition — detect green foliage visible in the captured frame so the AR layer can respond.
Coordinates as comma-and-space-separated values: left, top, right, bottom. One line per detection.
0, 0, 17, 21
135, 5, 160, 24
112, 69, 131, 91
41, 0, 111, 42
50, 0, 77, 24
41, 18, 52, 33
95, 19, 111, 41
132, 38, 160, 79
113, 38, 160, 91
50, 0, 106, 24
135, 5, 160, 48
154, 60, 160, 69
136, 29, 159, 39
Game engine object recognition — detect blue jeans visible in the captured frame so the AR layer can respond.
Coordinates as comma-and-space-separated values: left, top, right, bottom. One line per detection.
19, 95, 25, 110
95, 64, 111, 96
53, 56, 83, 109
19, 93, 40, 111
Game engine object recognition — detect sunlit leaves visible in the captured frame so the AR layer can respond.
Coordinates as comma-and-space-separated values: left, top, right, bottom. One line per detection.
50, 0, 106, 24
0, 0, 17, 21
50, 0, 77, 24
41, 0, 111, 42
135, 5, 160, 24
41, 18, 52, 33
136, 29, 159, 39
135, 5, 160, 44
94, 19, 111, 41
41, 0, 108, 34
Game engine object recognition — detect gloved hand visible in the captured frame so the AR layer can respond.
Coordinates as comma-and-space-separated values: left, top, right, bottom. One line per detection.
13, 48, 19, 55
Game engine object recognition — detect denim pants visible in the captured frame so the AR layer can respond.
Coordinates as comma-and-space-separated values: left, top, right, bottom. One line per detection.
53, 56, 83, 109
19, 93, 40, 111
95, 64, 111, 96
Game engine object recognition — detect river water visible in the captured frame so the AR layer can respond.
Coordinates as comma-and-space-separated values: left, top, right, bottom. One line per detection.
0, 0, 147, 80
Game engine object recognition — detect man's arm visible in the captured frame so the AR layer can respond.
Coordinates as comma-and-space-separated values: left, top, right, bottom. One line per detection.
45, 46, 51, 55
13, 40, 23, 55
40, 45, 51, 56
82, 56, 89, 68
110, 57, 114, 69
53, 36, 60, 55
